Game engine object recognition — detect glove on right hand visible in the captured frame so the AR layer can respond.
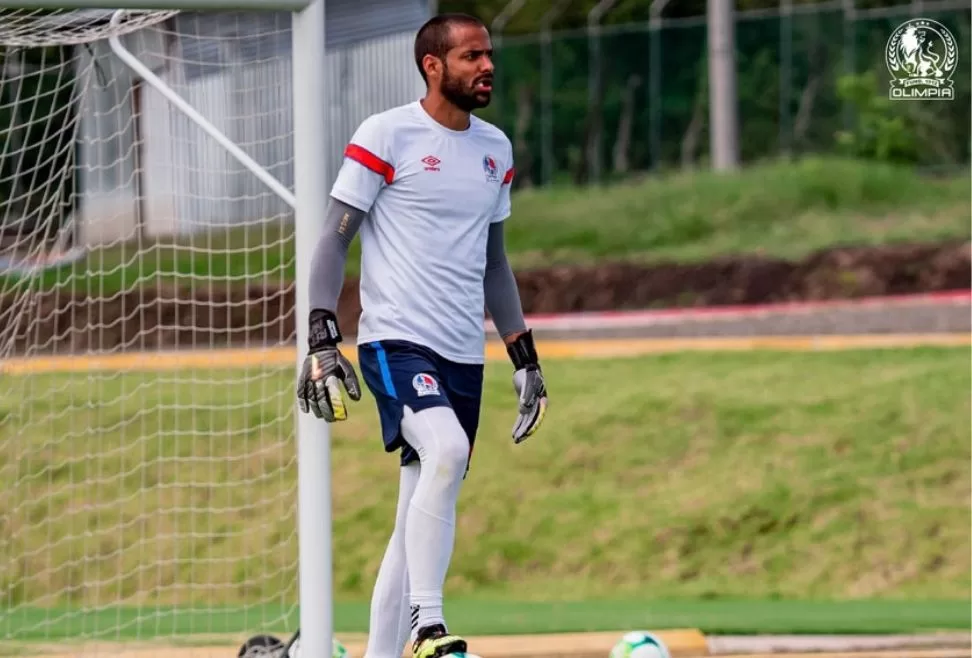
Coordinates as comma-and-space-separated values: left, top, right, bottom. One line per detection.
297, 309, 361, 422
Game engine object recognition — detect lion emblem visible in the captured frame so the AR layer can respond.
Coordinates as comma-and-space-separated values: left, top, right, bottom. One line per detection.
886, 18, 957, 100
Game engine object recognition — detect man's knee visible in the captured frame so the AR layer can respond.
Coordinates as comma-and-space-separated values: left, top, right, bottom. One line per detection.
401, 405, 470, 480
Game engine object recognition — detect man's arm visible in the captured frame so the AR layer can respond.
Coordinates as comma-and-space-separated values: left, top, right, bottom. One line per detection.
309, 196, 367, 313
484, 221, 547, 443
296, 196, 366, 422
483, 216, 526, 342
312, 112, 392, 324
298, 112, 393, 422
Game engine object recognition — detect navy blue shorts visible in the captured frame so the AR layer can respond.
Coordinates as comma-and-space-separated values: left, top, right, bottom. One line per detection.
357, 339, 485, 468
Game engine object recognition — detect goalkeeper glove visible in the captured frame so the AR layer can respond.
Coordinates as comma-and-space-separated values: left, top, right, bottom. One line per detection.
506, 329, 548, 443
297, 309, 361, 421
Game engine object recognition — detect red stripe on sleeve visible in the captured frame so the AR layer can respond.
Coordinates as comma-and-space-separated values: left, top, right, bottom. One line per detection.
502, 167, 515, 185
344, 143, 395, 184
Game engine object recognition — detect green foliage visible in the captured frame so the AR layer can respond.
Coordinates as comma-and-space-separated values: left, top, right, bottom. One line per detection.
834, 61, 970, 168
467, 6, 972, 181
834, 72, 950, 165
440, 0, 953, 33
835, 73, 917, 163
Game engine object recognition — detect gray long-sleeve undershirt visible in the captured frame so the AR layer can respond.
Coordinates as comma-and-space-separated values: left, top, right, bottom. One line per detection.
483, 220, 527, 339
308, 197, 366, 313
309, 195, 527, 338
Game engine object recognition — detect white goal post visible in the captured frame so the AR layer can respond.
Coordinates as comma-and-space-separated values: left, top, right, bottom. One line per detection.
0, 1, 334, 657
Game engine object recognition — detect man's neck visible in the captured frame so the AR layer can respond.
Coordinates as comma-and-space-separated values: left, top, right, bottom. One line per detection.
420, 95, 470, 131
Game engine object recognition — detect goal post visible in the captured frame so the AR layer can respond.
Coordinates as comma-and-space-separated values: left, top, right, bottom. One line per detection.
290, 4, 334, 658
0, 2, 335, 657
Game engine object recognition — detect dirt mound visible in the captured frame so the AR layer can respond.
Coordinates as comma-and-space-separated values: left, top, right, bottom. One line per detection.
517, 240, 970, 312
2, 241, 968, 355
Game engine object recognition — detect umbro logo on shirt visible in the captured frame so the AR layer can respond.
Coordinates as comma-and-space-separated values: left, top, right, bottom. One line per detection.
421, 155, 441, 172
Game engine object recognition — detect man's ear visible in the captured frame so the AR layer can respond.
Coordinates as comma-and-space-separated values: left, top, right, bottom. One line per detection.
422, 53, 441, 80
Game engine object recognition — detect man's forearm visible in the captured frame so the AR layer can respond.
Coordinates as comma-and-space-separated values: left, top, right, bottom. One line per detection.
309, 197, 366, 313
485, 261, 527, 339
483, 222, 527, 340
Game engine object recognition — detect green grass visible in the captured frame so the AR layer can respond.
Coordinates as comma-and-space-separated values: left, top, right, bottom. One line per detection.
7, 157, 970, 296
1, 347, 969, 635
5, 598, 970, 642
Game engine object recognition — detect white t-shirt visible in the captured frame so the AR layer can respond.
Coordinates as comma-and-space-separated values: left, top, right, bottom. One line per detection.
329, 100, 515, 365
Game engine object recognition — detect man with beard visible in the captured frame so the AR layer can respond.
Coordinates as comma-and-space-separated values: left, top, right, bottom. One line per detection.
295, 12, 549, 658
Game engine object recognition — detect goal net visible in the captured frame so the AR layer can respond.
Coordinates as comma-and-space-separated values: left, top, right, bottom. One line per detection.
0, 7, 420, 655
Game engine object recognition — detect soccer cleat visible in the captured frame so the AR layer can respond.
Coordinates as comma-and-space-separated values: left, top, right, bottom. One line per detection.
411, 624, 467, 658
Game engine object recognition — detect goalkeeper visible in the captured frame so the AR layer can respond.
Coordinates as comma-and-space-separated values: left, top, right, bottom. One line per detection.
296, 12, 548, 658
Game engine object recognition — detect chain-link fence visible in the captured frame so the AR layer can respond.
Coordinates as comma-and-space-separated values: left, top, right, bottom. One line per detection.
480, 0, 970, 187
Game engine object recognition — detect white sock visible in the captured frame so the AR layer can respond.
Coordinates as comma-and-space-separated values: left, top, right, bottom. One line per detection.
400, 405, 470, 641
363, 463, 420, 658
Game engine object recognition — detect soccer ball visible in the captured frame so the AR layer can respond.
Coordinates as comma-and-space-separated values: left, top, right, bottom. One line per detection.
331, 637, 349, 658
609, 631, 671, 658
238, 635, 284, 658
237, 633, 349, 658
438, 654, 482, 658
286, 634, 349, 658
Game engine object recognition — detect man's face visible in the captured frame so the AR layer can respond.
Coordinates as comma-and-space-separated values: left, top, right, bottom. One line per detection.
434, 24, 494, 111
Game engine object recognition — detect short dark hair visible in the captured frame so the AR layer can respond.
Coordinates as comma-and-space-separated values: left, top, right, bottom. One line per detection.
414, 13, 486, 84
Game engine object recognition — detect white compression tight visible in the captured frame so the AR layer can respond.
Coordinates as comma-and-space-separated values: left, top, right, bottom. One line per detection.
363, 405, 470, 658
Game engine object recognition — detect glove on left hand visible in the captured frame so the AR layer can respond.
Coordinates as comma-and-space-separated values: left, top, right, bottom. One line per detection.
506, 329, 547, 443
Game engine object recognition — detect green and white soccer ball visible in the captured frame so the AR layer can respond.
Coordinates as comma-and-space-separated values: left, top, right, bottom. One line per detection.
331, 638, 349, 658
286, 634, 349, 658
609, 631, 671, 658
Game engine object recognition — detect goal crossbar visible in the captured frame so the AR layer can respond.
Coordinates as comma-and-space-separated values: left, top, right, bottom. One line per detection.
0, 0, 312, 11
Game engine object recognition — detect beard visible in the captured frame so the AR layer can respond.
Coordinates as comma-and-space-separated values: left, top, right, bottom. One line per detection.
440, 65, 491, 112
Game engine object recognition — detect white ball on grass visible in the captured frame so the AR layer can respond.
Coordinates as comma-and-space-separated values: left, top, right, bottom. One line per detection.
287, 636, 349, 658
609, 631, 672, 658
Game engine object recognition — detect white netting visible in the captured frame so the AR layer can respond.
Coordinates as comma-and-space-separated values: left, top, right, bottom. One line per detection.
0, 9, 178, 46
1, 8, 423, 648
1, 9, 304, 654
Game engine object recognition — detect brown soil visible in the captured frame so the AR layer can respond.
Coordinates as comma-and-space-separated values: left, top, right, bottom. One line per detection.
3, 241, 968, 356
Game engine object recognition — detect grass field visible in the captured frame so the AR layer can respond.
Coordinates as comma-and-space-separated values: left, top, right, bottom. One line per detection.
2, 347, 969, 642
5, 598, 970, 641
9, 157, 970, 295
